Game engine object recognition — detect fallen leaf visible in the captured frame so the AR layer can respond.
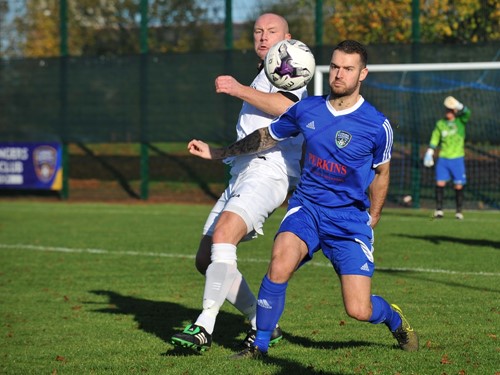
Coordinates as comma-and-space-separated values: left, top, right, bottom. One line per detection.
440, 354, 452, 364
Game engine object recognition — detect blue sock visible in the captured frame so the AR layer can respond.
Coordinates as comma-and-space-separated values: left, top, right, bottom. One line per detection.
254, 275, 288, 352
369, 295, 402, 331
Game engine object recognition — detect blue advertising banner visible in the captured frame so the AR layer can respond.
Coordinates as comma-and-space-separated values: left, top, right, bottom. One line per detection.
0, 142, 62, 191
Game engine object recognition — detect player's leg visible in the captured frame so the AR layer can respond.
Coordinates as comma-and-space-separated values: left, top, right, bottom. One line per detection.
223, 160, 289, 342
171, 188, 236, 350
194, 211, 246, 333
234, 231, 308, 359
451, 157, 466, 219
329, 211, 419, 352
195, 235, 212, 275
454, 187, 464, 219
434, 158, 449, 218
234, 200, 318, 358
171, 212, 246, 351
194, 190, 229, 275
340, 275, 417, 351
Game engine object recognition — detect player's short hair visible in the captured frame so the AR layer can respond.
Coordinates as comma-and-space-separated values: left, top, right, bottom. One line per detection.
333, 40, 368, 68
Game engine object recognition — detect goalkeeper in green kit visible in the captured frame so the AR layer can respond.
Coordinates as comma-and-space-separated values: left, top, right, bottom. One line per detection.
423, 96, 472, 219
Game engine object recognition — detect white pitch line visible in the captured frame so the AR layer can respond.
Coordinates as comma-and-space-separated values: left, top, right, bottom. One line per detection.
1, 243, 499, 277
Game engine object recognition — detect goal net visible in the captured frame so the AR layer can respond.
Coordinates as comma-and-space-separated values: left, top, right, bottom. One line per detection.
314, 62, 500, 210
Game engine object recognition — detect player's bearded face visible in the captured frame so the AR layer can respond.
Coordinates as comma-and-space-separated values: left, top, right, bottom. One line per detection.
328, 51, 366, 97
330, 77, 360, 97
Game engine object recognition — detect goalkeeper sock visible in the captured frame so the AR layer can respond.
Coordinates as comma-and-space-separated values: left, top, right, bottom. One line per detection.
435, 186, 444, 210
455, 188, 464, 213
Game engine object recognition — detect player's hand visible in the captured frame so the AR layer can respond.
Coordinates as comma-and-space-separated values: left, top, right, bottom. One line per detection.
444, 96, 464, 111
423, 148, 434, 168
370, 213, 381, 228
187, 139, 213, 160
215, 75, 243, 97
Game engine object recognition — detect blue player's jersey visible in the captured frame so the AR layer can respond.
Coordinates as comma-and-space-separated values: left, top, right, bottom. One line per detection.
269, 95, 393, 209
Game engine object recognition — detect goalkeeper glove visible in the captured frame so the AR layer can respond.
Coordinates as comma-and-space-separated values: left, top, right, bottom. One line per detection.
444, 96, 464, 111
423, 148, 434, 168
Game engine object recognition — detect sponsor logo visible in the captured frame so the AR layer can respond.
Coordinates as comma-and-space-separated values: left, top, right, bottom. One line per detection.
308, 153, 347, 175
335, 130, 352, 148
257, 299, 273, 309
33, 146, 58, 183
306, 121, 315, 130
360, 263, 370, 272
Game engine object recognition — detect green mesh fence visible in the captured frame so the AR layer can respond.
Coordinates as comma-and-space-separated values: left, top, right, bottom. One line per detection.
0, 52, 260, 143
1, 10, 499, 207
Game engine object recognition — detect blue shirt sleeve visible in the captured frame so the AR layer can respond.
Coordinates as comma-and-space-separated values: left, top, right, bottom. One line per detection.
269, 103, 301, 141
373, 118, 393, 168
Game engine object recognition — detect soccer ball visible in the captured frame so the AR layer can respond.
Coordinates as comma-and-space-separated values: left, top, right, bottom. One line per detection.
264, 39, 316, 91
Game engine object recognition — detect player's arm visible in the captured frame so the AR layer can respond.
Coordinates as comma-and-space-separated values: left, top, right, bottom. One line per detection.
423, 125, 441, 167
368, 161, 390, 228
459, 105, 472, 123
188, 127, 278, 160
445, 96, 472, 122
215, 75, 297, 116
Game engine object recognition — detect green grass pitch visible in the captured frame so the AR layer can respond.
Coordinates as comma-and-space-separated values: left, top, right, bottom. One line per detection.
0, 201, 498, 374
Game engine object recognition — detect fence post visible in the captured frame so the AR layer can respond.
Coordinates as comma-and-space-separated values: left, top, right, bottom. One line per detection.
59, 0, 69, 200
315, 0, 323, 47
140, 0, 149, 200
410, 0, 421, 208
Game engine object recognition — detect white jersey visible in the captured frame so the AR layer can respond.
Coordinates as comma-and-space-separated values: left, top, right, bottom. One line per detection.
226, 68, 308, 178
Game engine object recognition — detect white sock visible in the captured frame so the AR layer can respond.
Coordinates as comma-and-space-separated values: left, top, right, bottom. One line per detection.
195, 243, 237, 334
226, 273, 257, 329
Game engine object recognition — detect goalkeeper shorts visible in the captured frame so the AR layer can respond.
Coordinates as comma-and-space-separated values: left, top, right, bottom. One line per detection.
436, 157, 466, 185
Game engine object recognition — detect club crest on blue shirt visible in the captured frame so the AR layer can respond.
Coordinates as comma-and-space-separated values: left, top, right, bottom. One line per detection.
335, 130, 352, 148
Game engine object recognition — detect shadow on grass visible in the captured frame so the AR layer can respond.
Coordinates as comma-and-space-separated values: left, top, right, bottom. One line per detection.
87, 290, 354, 374
88, 290, 244, 351
379, 269, 500, 294
284, 331, 387, 351
394, 233, 500, 250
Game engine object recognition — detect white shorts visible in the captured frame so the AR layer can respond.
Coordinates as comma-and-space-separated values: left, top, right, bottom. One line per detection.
202, 156, 295, 241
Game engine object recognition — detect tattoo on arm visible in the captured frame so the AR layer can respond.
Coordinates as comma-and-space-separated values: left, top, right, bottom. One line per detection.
213, 127, 278, 159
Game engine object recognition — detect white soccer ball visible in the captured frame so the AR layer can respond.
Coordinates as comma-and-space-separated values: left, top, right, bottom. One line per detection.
264, 39, 316, 91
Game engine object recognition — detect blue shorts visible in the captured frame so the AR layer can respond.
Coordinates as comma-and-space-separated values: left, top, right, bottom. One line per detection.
277, 196, 375, 276
436, 157, 466, 185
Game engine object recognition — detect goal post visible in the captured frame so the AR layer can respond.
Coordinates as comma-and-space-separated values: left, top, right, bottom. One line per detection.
313, 61, 500, 95
313, 61, 500, 210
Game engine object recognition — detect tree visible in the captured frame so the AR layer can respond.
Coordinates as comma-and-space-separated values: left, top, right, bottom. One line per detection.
8, 0, 225, 57
325, 0, 499, 44
3, 0, 499, 58
420, 0, 499, 43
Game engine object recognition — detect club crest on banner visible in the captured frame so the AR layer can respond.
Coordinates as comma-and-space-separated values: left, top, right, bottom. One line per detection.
335, 130, 352, 148
33, 145, 58, 183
